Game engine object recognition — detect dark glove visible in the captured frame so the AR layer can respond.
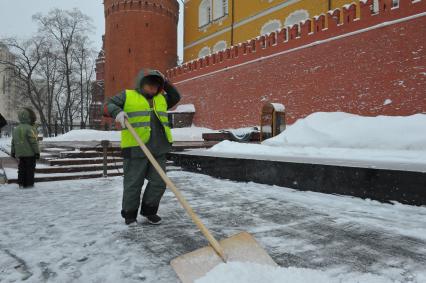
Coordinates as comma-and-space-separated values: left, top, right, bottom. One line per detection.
35, 153, 40, 160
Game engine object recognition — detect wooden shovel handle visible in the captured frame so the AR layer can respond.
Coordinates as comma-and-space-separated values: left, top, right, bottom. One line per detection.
124, 120, 227, 262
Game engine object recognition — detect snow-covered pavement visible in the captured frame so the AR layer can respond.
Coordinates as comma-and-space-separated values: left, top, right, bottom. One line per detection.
1, 171, 425, 282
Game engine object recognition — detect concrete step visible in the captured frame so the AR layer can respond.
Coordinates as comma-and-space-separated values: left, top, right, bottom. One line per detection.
40, 147, 75, 158
77, 141, 220, 153
58, 151, 122, 159
7, 166, 179, 184
79, 146, 121, 152
7, 172, 124, 184
35, 164, 123, 174
46, 158, 175, 167
48, 158, 124, 166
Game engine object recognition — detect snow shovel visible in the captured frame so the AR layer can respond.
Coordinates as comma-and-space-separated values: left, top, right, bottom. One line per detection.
124, 120, 277, 283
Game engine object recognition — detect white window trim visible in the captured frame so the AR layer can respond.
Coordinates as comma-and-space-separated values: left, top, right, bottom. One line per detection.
213, 0, 229, 21
371, 0, 379, 13
199, 0, 212, 29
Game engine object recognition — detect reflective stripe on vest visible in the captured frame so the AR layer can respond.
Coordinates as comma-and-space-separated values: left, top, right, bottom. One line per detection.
121, 90, 173, 148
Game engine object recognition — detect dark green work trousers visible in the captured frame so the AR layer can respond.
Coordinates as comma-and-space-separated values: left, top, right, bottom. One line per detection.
121, 155, 167, 219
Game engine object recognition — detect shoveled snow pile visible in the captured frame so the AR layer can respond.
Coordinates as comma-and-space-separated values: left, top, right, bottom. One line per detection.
263, 112, 426, 150
43, 127, 215, 142
208, 112, 426, 164
195, 262, 393, 283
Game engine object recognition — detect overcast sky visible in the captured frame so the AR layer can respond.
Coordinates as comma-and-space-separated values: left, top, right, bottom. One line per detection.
0, 0, 184, 58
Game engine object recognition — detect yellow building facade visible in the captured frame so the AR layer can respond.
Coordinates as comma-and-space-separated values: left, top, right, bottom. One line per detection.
183, 0, 365, 62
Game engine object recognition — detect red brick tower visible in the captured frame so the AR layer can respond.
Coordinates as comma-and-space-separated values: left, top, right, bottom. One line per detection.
104, 0, 179, 99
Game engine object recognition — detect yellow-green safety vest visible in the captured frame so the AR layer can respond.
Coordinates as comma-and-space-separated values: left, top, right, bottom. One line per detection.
121, 89, 173, 148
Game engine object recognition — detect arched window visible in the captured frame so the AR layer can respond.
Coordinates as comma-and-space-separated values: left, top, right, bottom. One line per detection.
198, 46, 211, 58
260, 20, 281, 36
371, 0, 379, 13
199, 0, 212, 28
284, 9, 310, 28
371, 0, 398, 13
213, 41, 227, 53
213, 0, 228, 20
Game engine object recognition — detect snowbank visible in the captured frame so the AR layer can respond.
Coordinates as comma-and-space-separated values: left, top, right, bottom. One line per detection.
208, 113, 426, 165
44, 130, 120, 142
0, 137, 11, 155
263, 112, 426, 150
195, 262, 393, 283
0, 150, 8, 158
44, 127, 216, 142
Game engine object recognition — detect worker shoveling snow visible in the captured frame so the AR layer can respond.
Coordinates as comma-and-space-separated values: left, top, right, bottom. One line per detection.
195, 262, 397, 283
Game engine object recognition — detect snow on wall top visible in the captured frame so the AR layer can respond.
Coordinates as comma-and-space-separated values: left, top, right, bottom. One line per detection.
168, 104, 196, 113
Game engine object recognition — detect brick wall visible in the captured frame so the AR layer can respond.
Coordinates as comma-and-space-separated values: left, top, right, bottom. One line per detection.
168, 0, 426, 129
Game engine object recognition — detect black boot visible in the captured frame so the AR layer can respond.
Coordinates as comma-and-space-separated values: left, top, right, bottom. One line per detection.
121, 210, 138, 226
145, 215, 162, 225
125, 218, 137, 226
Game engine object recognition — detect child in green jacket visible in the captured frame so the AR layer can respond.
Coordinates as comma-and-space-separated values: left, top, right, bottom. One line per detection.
11, 108, 40, 188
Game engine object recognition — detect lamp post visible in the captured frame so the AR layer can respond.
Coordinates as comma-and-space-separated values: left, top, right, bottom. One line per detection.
231, 0, 235, 46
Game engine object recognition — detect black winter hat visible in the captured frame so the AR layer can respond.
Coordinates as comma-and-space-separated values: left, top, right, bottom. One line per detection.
141, 75, 164, 88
